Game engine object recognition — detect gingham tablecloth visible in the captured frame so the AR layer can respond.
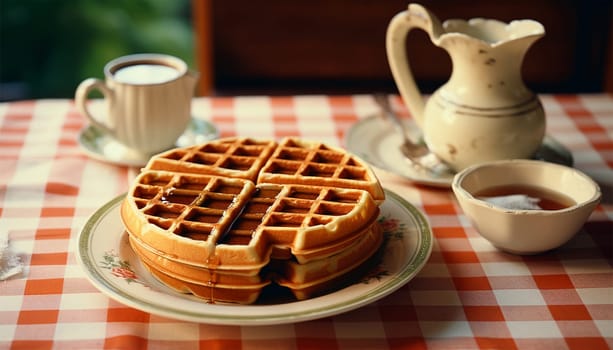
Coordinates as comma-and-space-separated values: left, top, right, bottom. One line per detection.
1, 95, 611, 350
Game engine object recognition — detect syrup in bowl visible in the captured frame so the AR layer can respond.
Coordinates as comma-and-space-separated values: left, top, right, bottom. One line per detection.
474, 184, 576, 211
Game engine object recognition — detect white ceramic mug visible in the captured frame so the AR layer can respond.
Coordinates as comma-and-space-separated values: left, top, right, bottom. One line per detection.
75, 53, 199, 155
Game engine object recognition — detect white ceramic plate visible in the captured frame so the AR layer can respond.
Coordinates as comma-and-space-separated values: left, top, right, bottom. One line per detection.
77, 190, 433, 325
345, 115, 574, 188
78, 118, 219, 167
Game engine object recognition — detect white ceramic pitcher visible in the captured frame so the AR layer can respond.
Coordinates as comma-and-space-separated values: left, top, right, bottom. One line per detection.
386, 3, 546, 171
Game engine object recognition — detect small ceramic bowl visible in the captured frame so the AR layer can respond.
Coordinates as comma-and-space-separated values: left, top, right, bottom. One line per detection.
452, 159, 601, 254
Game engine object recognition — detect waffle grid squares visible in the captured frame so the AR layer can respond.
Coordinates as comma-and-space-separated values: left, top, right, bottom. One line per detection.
146, 138, 278, 181
261, 140, 369, 183
146, 138, 383, 202
199, 185, 365, 247
131, 172, 254, 243
184, 141, 269, 173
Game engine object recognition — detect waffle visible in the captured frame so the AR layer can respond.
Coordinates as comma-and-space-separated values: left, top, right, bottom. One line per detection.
146, 138, 277, 182
146, 137, 385, 203
258, 138, 385, 203
121, 137, 385, 304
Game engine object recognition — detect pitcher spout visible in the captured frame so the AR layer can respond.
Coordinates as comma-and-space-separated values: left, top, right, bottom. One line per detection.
499, 20, 545, 56
505, 19, 545, 44
436, 18, 544, 49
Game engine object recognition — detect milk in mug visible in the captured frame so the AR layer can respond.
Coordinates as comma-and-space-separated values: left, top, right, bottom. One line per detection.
113, 64, 181, 84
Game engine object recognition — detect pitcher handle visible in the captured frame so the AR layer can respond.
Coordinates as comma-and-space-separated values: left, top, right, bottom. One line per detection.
75, 78, 115, 135
386, 3, 444, 129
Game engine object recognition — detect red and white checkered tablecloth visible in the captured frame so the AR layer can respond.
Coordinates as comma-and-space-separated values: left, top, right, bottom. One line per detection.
0, 95, 611, 349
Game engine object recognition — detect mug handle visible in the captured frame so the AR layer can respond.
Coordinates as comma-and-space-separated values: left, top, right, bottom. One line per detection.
386, 3, 444, 129
75, 78, 114, 135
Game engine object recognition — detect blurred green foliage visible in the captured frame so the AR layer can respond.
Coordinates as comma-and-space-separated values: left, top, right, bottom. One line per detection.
0, 0, 194, 100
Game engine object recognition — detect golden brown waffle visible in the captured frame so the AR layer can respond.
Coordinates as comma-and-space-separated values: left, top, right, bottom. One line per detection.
146, 137, 278, 181
259, 138, 385, 203
145, 137, 384, 203
121, 137, 385, 304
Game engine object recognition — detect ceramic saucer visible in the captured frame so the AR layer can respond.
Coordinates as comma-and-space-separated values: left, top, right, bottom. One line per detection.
78, 118, 219, 167
345, 115, 574, 188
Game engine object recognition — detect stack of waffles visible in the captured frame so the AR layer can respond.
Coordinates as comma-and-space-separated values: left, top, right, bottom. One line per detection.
121, 137, 386, 304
